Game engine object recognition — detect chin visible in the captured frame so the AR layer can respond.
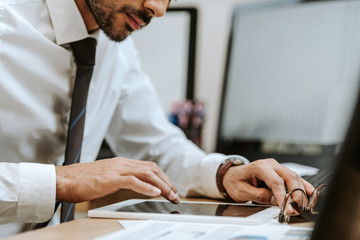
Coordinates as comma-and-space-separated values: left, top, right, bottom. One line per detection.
101, 24, 132, 42
101, 30, 128, 42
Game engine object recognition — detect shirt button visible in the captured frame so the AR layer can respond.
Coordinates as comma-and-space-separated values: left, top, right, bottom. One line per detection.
30, 216, 39, 222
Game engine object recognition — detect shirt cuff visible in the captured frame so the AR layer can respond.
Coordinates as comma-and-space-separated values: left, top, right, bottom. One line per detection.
17, 163, 56, 223
199, 153, 249, 199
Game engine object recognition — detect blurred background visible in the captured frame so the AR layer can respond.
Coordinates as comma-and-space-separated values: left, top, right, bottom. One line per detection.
132, 0, 259, 153
130, 0, 360, 170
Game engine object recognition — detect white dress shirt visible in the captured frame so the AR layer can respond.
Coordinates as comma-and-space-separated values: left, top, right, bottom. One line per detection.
0, 0, 248, 236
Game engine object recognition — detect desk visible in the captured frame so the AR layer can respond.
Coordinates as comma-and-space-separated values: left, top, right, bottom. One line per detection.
4, 198, 313, 240
5, 218, 123, 240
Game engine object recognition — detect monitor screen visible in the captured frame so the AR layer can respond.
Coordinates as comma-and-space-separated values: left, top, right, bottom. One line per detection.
216, 0, 360, 166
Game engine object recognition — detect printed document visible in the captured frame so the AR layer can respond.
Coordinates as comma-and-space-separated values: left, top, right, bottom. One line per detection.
95, 219, 313, 240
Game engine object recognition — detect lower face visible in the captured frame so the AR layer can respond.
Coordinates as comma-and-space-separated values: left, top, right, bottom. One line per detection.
85, 0, 152, 42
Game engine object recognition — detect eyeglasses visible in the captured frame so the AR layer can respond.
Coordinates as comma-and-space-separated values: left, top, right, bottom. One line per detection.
278, 184, 328, 224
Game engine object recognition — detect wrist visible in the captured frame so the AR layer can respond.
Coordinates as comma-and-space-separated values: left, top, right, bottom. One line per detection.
55, 166, 69, 201
216, 157, 245, 202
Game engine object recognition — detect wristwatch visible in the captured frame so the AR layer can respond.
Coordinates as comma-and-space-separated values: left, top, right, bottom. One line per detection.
216, 157, 245, 202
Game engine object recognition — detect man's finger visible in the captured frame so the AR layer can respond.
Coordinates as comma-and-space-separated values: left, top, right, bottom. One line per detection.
262, 159, 316, 212
253, 164, 286, 206
250, 160, 296, 213
121, 175, 162, 197
241, 184, 274, 205
135, 168, 180, 203
155, 167, 178, 194
301, 178, 315, 196
139, 161, 178, 194
119, 159, 179, 203
274, 165, 309, 208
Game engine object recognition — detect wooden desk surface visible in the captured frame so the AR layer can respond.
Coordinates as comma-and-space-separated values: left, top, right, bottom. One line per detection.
5, 218, 123, 240
4, 198, 313, 240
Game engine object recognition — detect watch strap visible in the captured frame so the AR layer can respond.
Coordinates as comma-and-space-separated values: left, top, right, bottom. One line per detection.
216, 157, 245, 202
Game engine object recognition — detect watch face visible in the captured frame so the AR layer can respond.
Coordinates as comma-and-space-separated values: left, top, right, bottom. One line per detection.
227, 158, 244, 165
233, 159, 244, 165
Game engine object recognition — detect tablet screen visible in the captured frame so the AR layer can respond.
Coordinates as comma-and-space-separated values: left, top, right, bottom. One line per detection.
116, 201, 269, 217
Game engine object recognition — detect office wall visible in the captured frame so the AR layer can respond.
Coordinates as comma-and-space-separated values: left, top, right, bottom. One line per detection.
131, 0, 272, 152
165, 0, 271, 152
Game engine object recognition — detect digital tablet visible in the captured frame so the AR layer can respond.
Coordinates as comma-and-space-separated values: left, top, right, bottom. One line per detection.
88, 199, 280, 225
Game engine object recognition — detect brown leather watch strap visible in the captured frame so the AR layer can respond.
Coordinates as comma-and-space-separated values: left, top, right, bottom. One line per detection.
216, 157, 245, 202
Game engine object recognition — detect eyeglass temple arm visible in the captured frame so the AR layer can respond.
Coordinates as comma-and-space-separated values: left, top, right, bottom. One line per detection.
306, 184, 328, 212
279, 188, 307, 223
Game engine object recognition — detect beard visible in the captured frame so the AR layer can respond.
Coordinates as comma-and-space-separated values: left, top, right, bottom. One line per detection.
85, 1, 152, 42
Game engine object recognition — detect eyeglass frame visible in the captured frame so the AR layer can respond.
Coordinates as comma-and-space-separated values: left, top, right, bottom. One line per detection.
278, 184, 328, 224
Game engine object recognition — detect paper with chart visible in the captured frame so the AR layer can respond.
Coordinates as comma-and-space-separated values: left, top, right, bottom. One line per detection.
95, 219, 313, 240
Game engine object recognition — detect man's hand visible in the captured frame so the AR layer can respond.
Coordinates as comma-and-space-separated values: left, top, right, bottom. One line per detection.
222, 158, 314, 214
55, 157, 180, 204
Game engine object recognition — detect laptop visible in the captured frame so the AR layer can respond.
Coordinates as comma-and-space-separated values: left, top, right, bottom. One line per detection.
311, 89, 360, 239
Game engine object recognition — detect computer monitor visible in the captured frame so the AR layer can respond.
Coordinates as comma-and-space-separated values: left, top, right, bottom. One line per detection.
216, 0, 360, 168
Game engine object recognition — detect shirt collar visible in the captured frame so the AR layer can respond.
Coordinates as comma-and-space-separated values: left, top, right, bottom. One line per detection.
46, 0, 91, 45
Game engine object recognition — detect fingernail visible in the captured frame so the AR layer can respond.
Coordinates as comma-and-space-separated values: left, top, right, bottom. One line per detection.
152, 187, 161, 196
169, 191, 180, 203
169, 190, 176, 200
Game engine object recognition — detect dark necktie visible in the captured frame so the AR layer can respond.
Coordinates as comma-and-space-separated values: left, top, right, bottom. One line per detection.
61, 37, 97, 223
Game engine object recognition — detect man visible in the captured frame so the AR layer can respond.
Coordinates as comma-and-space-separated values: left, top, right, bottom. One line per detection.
0, 0, 314, 236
